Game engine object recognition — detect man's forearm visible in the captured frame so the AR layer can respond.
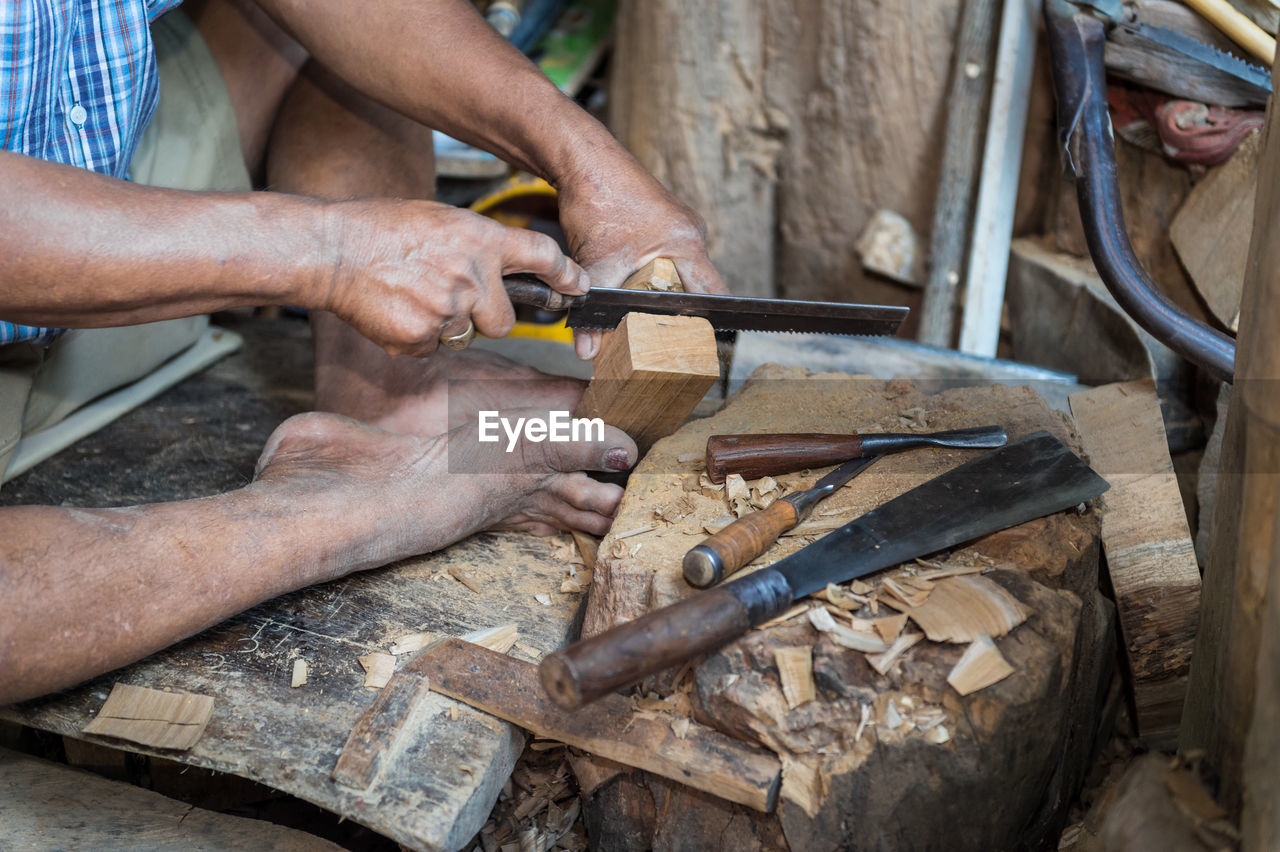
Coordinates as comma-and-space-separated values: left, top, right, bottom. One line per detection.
0, 477, 397, 704
0, 150, 325, 328
257, 0, 628, 187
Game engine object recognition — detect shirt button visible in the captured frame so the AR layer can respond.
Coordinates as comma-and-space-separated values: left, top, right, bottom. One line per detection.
69, 104, 87, 126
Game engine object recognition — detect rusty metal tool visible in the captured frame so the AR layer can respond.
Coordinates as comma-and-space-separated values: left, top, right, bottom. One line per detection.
704, 424, 1008, 483
502, 276, 907, 337
683, 456, 881, 589
539, 431, 1108, 710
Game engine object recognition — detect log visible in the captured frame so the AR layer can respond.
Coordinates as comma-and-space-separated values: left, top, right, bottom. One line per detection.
1069, 379, 1201, 746
575, 365, 1114, 849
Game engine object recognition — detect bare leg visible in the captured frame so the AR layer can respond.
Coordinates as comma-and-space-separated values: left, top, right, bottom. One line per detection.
0, 411, 636, 704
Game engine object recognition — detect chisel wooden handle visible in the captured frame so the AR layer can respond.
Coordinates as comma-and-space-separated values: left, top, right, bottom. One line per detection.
683, 500, 800, 588
705, 434, 862, 483
540, 568, 793, 710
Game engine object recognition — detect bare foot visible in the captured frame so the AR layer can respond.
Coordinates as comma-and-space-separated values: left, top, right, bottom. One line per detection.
315, 327, 584, 436
254, 410, 635, 571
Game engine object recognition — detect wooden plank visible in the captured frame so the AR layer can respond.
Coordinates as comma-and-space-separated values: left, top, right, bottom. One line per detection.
957, 0, 1039, 357
81, 683, 214, 751
0, 747, 344, 851
331, 664, 432, 790
2, 530, 589, 852
917, 0, 1001, 347
575, 310, 719, 457
1170, 129, 1262, 333
417, 638, 782, 813
1069, 379, 1201, 746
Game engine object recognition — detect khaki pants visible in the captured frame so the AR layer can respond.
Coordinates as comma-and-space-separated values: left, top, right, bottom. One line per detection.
0, 11, 252, 481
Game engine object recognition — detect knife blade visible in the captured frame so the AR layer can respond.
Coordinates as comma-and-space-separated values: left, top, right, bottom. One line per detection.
539, 431, 1108, 710
683, 456, 881, 589
705, 425, 1009, 483
503, 276, 908, 337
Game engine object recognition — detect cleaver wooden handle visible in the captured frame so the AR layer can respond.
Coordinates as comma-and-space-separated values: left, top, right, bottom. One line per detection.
705, 433, 864, 483
540, 568, 793, 710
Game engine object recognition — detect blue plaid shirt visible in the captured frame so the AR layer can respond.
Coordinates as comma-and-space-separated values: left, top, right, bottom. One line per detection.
1, 0, 182, 346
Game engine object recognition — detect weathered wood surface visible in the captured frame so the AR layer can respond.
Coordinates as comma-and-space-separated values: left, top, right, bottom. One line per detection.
577, 365, 1113, 850
1183, 52, 1280, 844
418, 639, 782, 812
1, 531, 589, 852
1069, 379, 1200, 746
611, 0, 962, 317
1171, 129, 1262, 333
0, 746, 345, 851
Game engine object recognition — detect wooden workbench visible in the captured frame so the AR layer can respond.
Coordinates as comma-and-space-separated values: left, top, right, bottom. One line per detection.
2, 531, 586, 852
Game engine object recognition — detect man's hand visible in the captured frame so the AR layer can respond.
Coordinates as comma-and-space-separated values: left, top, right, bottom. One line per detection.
318, 200, 586, 357
554, 151, 730, 359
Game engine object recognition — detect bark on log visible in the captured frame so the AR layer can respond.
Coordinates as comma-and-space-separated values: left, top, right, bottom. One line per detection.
576, 367, 1113, 850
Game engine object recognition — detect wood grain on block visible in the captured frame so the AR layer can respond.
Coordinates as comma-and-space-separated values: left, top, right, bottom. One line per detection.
948, 634, 1015, 696
81, 683, 214, 751
574, 312, 720, 455
418, 639, 781, 812
902, 574, 1031, 643
622, 257, 682, 291
1171, 129, 1260, 333
774, 646, 815, 709
1070, 379, 1200, 745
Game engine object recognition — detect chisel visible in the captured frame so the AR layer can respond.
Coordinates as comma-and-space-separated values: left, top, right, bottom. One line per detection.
704, 425, 1008, 483
682, 455, 881, 589
539, 431, 1107, 710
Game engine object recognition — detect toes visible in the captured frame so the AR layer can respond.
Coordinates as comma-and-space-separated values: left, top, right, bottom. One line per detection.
541, 423, 637, 474
550, 473, 624, 518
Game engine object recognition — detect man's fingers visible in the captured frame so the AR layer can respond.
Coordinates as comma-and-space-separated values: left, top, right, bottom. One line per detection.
470, 276, 517, 340
501, 228, 587, 295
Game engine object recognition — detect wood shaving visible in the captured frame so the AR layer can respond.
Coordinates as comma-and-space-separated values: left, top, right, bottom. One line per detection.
906, 575, 1030, 644
947, 634, 1015, 695
730, 496, 753, 518
848, 579, 874, 595
882, 576, 931, 608
390, 631, 435, 655
614, 524, 657, 540
925, 725, 951, 744
534, 593, 552, 606
854, 703, 872, 743
670, 717, 692, 739
81, 684, 214, 751
463, 624, 519, 655
912, 707, 947, 731
609, 539, 630, 559
884, 700, 905, 730
866, 632, 923, 676
823, 583, 864, 611
698, 472, 724, 492
290, 659, 308, 688
676, 452, 702, 464
808, 606, 888, 653
758, 602, 813, 630
448, 566, 483, 594
872, 614, 909, 643
898, 407, 929, 429
775, 646, 816, 709
724, 474, 750, 502
358, 652, 396, 690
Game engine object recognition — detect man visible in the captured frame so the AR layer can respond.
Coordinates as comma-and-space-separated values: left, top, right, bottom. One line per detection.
0, 0, 727, 704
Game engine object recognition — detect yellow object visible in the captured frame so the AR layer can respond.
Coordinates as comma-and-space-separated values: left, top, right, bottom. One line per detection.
1183, 0, 1277, 64
508, 317, 576, 343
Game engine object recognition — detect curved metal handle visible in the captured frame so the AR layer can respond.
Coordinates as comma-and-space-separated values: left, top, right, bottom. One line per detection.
1044, 0, 1236, 382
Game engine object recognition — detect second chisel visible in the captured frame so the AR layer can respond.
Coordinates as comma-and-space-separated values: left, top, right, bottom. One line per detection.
683, 455, 881, 588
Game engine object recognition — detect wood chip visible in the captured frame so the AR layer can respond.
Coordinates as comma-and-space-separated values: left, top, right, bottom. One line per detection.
389, 631, 435, 655
807, 607, 888, 653
1165, 763, 1228, 822
848, 579, 874, 595
757, 602, 812, 630
823, 583, 864, 611
448, 565, 484, 594
872, 614, 908, 644
724, 474, 749, 502
614, 524, 657, 540
775, 646, 816, 709
513, 641, 543, 660
677, 452, 702, 464
947, 634, 1015, 696
464, 623, 520, 655
291, 659, 308, 688
866, 632, 923, 676
905, 575, 1030, 643
854, 703, 872, 743
359, 652, 397, 689
670, 717, 692, 739
924, 725, 951, 744
882, 576, 931, 608
570, 530, 599, 571
534, 593, 552, 606
82, 683, 214, 750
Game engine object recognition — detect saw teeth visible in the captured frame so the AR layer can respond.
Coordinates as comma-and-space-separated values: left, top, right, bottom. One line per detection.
1137, 23, 1271, 84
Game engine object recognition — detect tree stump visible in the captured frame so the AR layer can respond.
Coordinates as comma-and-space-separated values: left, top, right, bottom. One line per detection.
576, 365, 1113, 850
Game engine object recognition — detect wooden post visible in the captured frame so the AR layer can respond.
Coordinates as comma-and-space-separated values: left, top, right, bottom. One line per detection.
1180, 61, 1280, 839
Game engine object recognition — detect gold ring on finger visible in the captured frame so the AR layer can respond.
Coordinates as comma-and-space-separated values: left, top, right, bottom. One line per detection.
440, 319, 476, 350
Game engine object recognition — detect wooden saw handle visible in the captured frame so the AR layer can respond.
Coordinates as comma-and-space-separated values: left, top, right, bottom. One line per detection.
705, 433, 864, 483
682, 500, 800, 588
540, 568, 793, 710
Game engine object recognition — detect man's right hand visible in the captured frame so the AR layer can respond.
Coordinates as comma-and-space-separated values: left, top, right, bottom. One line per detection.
315, 200, 586, 356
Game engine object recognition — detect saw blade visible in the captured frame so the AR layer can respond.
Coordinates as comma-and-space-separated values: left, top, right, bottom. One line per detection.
1118, 19, 1271, 99
564, 287, 908, 337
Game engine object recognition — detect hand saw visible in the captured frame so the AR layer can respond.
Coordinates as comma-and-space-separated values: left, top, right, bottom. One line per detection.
502, 276, 908, 337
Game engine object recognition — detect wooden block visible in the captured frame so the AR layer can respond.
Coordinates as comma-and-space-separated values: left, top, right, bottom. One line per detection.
1070, 379, 1201, 746
332, 667, 432, 790
417, 639, 781, 812
575, 312, 720, 455
622, 257, 682, 291
81, 683, 214, 751
1170, 129, 1261, 333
